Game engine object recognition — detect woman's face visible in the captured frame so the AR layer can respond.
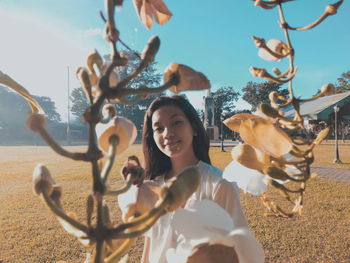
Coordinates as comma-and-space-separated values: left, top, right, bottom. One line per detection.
151, 105, 197, 159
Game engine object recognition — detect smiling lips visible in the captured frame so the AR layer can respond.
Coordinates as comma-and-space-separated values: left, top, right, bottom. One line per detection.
164, 140, 181, 148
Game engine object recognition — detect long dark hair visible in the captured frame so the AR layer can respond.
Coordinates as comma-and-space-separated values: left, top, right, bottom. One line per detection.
142, 95, 211, 180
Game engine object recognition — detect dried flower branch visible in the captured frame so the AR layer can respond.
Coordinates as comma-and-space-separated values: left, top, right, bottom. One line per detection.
285, 0, 343, 31
224, 0, 342, 217
0, 1, 211, 261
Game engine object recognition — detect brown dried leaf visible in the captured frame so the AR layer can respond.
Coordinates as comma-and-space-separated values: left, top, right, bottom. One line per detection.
164, 63, 210, 94
231, 143, 269, 172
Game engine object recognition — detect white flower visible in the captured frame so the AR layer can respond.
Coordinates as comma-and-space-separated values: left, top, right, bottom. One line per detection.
223, 160, 269, 195
258, 39, 289, 61
167, 200, 265, 263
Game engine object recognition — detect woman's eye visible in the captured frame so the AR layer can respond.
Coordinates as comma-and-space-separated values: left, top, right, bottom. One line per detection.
173, 120, 182, 126
154, 127, 164, 133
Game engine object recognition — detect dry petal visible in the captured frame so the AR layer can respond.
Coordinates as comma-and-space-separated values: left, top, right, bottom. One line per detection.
133, 0, 172, 29
231, 144, 269, 172
223, 113, 259, 133
240, 117, 293, 158
162, 166, 200, 212
164, 63, 210, 94
134, 182, 161, 215
225, 114, 293, 158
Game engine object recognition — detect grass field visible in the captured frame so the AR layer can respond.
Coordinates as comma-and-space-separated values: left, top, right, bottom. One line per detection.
0, 144, 349, 263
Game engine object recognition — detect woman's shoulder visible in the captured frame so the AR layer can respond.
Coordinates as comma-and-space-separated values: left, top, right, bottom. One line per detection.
197, 161, 223, 178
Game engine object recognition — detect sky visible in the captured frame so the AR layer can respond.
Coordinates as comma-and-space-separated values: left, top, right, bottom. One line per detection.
0, 0, 349, 121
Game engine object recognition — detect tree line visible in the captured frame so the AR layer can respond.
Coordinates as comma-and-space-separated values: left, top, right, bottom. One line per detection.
1, 50, 349, 144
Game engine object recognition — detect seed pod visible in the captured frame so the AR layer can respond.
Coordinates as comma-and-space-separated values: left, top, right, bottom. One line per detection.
102, 104, 117, 120
252, 36, 266, 48
50, 185, 63, 207
86, 50, 103, 75
97, 116, 137, 155
272, 68, 282, 76
320, 83, 335, 96
259, 103, 280, 118
76, 67, 92, 100
162, 166, 200, 212
32, 163, 56, 196
141, 36, 160, 64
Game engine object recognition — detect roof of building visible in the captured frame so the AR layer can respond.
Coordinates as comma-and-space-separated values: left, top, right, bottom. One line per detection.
283, 91, 350, 120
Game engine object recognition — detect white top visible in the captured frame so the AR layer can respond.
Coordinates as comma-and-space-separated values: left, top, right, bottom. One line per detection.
118, 161, 250, 263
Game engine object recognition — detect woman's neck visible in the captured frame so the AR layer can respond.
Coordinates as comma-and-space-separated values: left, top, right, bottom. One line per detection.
166, 154, 199, 180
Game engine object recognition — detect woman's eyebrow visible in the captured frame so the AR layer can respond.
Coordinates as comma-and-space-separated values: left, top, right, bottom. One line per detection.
152, 121, 161, 127
152, 113, 183, 127
170, 113, 182, 119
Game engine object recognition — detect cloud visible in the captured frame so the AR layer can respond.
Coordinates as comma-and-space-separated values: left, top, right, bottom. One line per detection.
83, 28, 102, 38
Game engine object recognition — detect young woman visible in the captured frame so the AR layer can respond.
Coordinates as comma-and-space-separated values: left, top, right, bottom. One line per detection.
140, 95, 259, 263
119, 95, 264, 263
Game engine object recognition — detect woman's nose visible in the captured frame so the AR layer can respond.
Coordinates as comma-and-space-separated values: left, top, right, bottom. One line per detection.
164, 127, 175, 138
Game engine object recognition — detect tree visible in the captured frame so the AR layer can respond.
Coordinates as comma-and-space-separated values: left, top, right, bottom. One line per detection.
0, 86, 62, 143
336, 71, 350, 93
211, 86, 240, 137
35, 96, 61, 122
70, 87, 90, 119
70, 50, 163, 133
242, 81, 288, 111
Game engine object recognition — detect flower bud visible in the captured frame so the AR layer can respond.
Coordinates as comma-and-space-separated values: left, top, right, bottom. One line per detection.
102, 104, 117, 120
259, 103, 280, 118
76, 67, 92, 99
320, 83, 335, 96
249, 67, 267, 78
269, 91, 279, 103
164, 63, 210, 94
97, 116, 137, 155
252, 36, 266, 48
325, 0, 343, 16
50, 185, 63, 206
162, 166, 200, 212
272, 68, 282, 76
141, 36, 160, 63
314, 127, 330, 145
325, 4, 337, 15
86, 50, 103, 75
263, 166, 289, 181
27, 113, 46, 133
32, 163, 56, 196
